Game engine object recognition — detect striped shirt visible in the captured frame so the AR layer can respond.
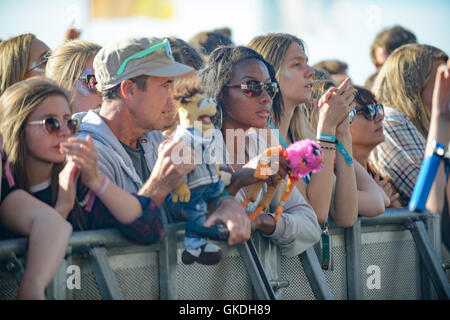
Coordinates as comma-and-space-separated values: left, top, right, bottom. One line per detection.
369, 106, 426, 205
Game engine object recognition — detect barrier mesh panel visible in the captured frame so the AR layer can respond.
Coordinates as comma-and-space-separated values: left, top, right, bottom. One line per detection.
280, 238, 347, 300
177, 251, 252, 300
280, 255, 315, 300
0, 272, 19, 300
114, 265, 159, 300
320, 245, 347, 300
71, 269, 102, 300
361, 232, 421, 300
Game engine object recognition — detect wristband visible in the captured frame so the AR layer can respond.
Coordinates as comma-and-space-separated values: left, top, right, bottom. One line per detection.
316, 133, 336, 143
94, 176, 110, 196
0, 146, 15, 188
336, 140, 353, 165
319, 144, 337, 151
83, 176, 110, 212
215, 195, 234, 210
317, 139, 337, 145
222, 188, 231, 197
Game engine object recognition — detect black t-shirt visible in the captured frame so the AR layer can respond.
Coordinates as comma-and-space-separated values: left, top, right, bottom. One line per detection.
120, 140, 150, 182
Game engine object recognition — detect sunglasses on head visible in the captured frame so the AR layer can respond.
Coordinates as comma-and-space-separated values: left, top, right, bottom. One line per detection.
28, 117, 80, 135
26, 51, 51, 73
78, 74, 97, 92
349, 104, 384, 124
225, 80, 279, 99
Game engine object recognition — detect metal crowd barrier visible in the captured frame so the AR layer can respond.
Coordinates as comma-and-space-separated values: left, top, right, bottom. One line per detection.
0, 208, 448, 300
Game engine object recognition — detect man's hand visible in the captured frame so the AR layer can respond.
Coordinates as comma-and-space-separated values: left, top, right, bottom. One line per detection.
204, 198, 251, 246
139, 139, 195, 206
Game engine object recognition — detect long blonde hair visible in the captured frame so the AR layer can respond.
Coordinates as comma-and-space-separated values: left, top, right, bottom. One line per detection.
248, 33, 315, 141
0, 33, 35, 95
45, 40, 101, 95
373, 44, 448, 137
304, 68, 337, 132
0, 78, 71, 193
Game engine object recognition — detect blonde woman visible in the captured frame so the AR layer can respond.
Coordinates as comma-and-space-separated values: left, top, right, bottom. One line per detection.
0, 33, 50, 95
248, 33, 358, 226
46, 40, 102, 113
370, 44, 448, 205
304, 68, 337, 131
0, 78, 163, 246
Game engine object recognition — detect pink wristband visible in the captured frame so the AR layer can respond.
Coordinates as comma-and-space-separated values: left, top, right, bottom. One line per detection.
83, 177, 109, 212
94, 176, 110, 196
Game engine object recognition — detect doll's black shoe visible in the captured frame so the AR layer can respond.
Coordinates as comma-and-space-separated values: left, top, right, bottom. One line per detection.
182, 243, 223, 265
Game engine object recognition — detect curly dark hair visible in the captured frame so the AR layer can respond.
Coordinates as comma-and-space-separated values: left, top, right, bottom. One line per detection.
199, 45, 283, 129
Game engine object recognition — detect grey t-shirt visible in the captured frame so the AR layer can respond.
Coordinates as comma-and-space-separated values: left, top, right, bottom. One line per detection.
120, 140, 150, 183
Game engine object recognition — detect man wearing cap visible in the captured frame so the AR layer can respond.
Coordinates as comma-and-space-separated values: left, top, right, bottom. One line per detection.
74, 36, 250, 247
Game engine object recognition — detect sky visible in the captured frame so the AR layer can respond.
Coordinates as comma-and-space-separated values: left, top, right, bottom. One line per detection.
0, 0, 449, 85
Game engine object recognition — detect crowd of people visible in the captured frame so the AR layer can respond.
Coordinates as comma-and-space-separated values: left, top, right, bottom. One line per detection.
0, 24, 448, 300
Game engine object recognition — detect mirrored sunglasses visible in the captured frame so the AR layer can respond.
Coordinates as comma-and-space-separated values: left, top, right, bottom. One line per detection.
350, 104, 384, 124
26, 51, 51, 73
78, 74, 98, 92
225, 80, 279, 99
28, 117, 80, 135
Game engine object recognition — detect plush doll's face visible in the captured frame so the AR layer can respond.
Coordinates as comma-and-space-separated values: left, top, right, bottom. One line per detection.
286, 139, 324, 178
178, 94, 217, 133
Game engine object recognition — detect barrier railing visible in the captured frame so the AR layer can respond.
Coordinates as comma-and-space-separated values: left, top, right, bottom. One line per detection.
0, 208, 448, 300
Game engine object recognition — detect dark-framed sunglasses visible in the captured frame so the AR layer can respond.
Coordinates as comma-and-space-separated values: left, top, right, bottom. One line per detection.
26, 51, 51, 73
349, 104, 384, 124
28, 117, 80, 135
78, 74, 97, 92
225, 80, 279, 99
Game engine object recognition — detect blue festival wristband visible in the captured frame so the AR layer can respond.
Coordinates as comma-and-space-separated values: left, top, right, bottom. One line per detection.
336, 140, 353, 165
316, 133, 336, 143
216, 195, 234, 210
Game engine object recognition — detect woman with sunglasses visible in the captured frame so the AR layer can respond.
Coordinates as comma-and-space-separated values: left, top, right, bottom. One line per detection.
201, 46, 321, 257
350, 86, 401, 209
370, 44, 448, 206
0, 78, 163, 247
248, 33, 358, 227
46, 40, 102, 113
0, 33, 51, 95
0, 130, 72, 300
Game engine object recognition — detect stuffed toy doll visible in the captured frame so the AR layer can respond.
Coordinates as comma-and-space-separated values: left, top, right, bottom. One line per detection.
242, 140, 324, 223
168, 77, 225, 266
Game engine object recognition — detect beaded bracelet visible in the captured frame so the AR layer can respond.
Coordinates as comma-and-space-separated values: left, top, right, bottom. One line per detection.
319, 144, 337, 151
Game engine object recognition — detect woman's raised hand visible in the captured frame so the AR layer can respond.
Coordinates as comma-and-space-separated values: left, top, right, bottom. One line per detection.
61, 135, 103, 192
317, 78, 356, 131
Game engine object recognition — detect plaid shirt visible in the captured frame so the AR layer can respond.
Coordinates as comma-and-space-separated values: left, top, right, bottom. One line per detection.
73, 181, 164, 245
0, 180, 164, 244
369, 106, 426, 205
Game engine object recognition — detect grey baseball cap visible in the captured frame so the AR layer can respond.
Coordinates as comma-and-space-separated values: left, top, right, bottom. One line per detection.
94, 36, 193, 91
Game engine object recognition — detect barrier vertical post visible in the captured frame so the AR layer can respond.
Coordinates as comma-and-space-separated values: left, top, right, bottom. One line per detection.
345, 219, 363, 299
158, 231, 178, 300
299, 246, 334, 300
